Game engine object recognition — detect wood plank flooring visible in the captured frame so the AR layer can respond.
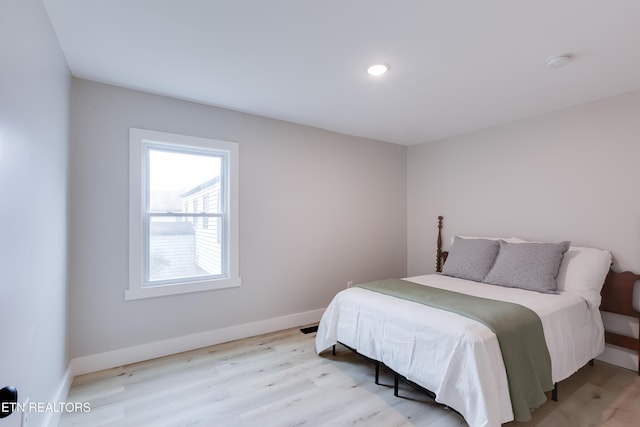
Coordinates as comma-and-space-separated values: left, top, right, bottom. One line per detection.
59, 327, 640, 426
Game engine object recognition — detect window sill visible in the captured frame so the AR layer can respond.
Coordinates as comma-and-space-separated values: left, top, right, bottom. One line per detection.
125, 277, 241, 300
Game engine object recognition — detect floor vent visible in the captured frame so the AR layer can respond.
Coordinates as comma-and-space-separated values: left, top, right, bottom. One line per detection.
300, 325, 319, 334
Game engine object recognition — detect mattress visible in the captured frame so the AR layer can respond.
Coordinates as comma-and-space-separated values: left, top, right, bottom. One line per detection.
315, 274, 605, 427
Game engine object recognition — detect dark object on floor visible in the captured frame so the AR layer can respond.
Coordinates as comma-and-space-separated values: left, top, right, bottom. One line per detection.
300, 325, 319, 334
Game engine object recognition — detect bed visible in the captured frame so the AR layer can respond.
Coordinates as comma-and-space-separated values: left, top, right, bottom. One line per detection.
316, 216, 637, 427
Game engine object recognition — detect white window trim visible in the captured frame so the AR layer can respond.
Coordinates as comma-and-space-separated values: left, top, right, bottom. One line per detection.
126, 128, 240, 300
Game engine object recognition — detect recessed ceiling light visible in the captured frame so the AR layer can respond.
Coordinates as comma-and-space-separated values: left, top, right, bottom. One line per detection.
546, 54, 572, 69
367, 63, 389, 76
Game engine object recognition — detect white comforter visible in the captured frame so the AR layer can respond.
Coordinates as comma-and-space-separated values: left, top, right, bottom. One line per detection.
315, 274, 604, 427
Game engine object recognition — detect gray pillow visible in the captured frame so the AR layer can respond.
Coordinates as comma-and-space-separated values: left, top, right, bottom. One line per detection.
442, 237, 500, 282
483, 240, 571, 293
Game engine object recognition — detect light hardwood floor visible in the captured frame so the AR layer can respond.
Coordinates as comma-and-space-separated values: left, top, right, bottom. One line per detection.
59, 327, 640, 426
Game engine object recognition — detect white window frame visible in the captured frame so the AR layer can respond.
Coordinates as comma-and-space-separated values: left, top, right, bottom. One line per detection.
126, 128, 240, 300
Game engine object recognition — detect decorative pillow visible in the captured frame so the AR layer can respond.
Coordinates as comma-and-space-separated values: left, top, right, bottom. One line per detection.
451, 235, 528, 244
556, 246, 611, 308
442, 237, 500, 282
483, 240, 571, 293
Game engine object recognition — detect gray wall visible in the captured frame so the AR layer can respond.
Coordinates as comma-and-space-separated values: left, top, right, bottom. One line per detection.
408, 90, 640, 275
68, 78, 407, 358
0, 1, 70, 426
407, 90, 640, 369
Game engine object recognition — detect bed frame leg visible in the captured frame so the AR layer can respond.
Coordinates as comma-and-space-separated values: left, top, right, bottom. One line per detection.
332, 344, 336, 356
375, 361, 380, 385
394, 373, 399, 397
552, 383, 558, 402
589, 359, 594, 367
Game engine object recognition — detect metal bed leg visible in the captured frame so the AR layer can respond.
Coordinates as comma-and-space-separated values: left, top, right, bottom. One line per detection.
333, 342, 384, 387
394, 373, 399, 397
552, 358, 594, 402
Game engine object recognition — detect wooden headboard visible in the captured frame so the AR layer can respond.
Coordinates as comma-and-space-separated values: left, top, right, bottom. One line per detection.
435, 216, 448, 273
435, 215, 640, 375
600, 270, 640, 375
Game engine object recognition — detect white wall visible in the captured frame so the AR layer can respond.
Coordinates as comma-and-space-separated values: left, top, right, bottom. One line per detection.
408, 90, 640, 370
68, 78, 407, 360
0, 1, 70, 426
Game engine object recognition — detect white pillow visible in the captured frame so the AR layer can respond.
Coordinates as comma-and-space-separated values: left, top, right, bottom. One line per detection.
556, 246, 611, 308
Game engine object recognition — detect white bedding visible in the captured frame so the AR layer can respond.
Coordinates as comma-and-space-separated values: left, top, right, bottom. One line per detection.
315, 274, 605, 427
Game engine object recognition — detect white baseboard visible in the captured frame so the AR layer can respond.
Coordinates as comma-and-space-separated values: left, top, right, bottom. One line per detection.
597, 344, 638, 372
45, 365, 74, 427
68, 308, 324, 378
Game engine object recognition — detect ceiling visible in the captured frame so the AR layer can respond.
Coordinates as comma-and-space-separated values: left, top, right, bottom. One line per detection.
43, 0, 640, 145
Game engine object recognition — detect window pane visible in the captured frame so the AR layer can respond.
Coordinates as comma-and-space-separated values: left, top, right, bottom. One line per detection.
148, 149, 222, 213
148, 216, 223, 284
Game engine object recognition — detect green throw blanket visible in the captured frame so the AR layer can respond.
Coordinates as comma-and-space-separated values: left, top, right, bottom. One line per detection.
356, 279, 553, 422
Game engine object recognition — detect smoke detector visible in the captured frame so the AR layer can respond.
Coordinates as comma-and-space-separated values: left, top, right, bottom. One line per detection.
546, 54, 572, 69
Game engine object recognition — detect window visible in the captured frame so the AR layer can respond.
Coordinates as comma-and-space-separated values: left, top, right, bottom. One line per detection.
127, 128, 240, 300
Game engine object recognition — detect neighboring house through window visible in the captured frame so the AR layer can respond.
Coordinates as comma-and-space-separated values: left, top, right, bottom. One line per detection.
202, 195, 210, 229
127, 128, 240, 300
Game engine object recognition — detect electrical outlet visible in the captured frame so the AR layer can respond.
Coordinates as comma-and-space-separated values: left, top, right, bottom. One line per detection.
347, 281, 353, 288
21, 398, 29, 427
